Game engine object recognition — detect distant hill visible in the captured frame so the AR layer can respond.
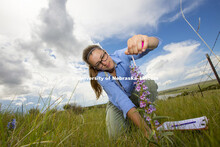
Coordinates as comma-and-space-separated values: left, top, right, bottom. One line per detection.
84, 103, 107, 109
158, 79, 219, 95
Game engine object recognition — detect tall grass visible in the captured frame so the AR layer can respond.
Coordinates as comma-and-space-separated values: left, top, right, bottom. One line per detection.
0, 89, 220, 146
156, 89, 220, 147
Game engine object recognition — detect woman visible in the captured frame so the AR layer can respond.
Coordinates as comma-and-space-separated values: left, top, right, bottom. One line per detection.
82, 34, 159, 139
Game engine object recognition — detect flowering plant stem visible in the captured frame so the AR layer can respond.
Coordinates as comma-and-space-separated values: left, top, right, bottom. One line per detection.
130, 56, 174, 145
130, 64, 158, 141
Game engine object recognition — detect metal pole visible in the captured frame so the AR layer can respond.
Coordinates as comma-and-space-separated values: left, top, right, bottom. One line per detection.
22, 103, 23, 116
206, 54, 220, 85
198, 85, 204, 97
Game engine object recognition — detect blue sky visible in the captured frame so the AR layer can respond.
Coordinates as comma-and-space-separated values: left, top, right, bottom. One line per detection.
0, 0, 219, 111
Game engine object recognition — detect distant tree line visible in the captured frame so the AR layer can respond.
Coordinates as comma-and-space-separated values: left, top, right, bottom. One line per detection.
63, 103, 84, 114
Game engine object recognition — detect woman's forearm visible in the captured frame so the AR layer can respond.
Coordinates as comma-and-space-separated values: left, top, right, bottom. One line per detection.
148, 37, 159, 49
127, 107, 152, 138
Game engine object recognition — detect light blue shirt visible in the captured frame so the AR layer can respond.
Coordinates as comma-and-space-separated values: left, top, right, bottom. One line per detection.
97, 48, 152, 118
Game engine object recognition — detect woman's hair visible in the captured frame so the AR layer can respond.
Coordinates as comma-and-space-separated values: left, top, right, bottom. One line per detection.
82, 45, 103, 99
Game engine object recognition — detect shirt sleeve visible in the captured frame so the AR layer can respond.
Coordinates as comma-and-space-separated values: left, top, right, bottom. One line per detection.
98, 78, 136, 119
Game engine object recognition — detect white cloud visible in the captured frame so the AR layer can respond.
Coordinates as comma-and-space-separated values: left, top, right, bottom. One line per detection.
0, 0, 48, 39
143, 40, 201, 90
26, 102, 34, 105
0, 0, 205, 108
15, 102, 22, 106
145, 40, 200, 80
158, 80, 176, 86
184, 55, 220, 80
66, 0, 182, 40
0, 0, 89, 100
143, 40, 220, 91
162, 0, 204, 22
1, 95, 27, 103
184, 70, 203, 80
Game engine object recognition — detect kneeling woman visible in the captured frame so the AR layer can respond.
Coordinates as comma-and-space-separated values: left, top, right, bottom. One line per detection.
82, 34, 159, 139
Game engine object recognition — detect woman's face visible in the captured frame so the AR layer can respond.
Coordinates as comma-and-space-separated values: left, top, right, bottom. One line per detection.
88, 49, 115, 71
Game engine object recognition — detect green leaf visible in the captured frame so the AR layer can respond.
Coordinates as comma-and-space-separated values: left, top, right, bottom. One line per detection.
133, 93, 140, 98
144, 131, 160, 147
149, 130, 155, 140
164, 135, 174, 145
161, 131, 174, 137
136, 108, 146, 113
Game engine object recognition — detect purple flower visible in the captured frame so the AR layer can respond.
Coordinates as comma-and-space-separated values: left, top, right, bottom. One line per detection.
155, 120, 160, 126
132, 66, 139, 72
138, 73, 143, 78
140, 95, 145, 100
137, 79, 145, 85
7, 119, 16, 130
130, 65, 158, 126
146, 98, 150, 102
130, 66, 140, 78
146, 116, 151, 122
142, 92, 147, 97
145, 105, 155, 114
140, 101, 146, 108
131, 72, 138, 78
142, 85, 148, 90
147, 108, 153, 114
142, 91, 150, 97
135, 85, 141, 92
149, 105, 156, 111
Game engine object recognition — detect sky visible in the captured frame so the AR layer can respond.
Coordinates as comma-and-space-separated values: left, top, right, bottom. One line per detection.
0, 0, 220, 111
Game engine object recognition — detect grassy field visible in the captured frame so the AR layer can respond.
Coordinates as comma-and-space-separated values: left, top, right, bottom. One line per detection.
0, 89, 220, 146
158, 79, 219, 95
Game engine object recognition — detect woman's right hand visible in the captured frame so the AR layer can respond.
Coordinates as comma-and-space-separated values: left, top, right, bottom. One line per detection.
125, 34, 149, 55
125, 34, 159, 55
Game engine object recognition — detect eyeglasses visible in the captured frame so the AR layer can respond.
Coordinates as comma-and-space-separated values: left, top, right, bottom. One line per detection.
94, 50, 108, 69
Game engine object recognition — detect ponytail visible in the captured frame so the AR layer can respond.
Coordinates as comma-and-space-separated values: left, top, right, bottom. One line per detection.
82, 45, 103, 99
89, 65, 102, 99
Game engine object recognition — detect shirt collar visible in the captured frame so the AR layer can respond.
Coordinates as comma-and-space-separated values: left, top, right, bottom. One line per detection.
110, 55, 122, 67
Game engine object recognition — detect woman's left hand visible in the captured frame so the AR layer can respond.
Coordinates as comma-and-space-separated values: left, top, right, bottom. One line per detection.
125, 34, 149, 55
